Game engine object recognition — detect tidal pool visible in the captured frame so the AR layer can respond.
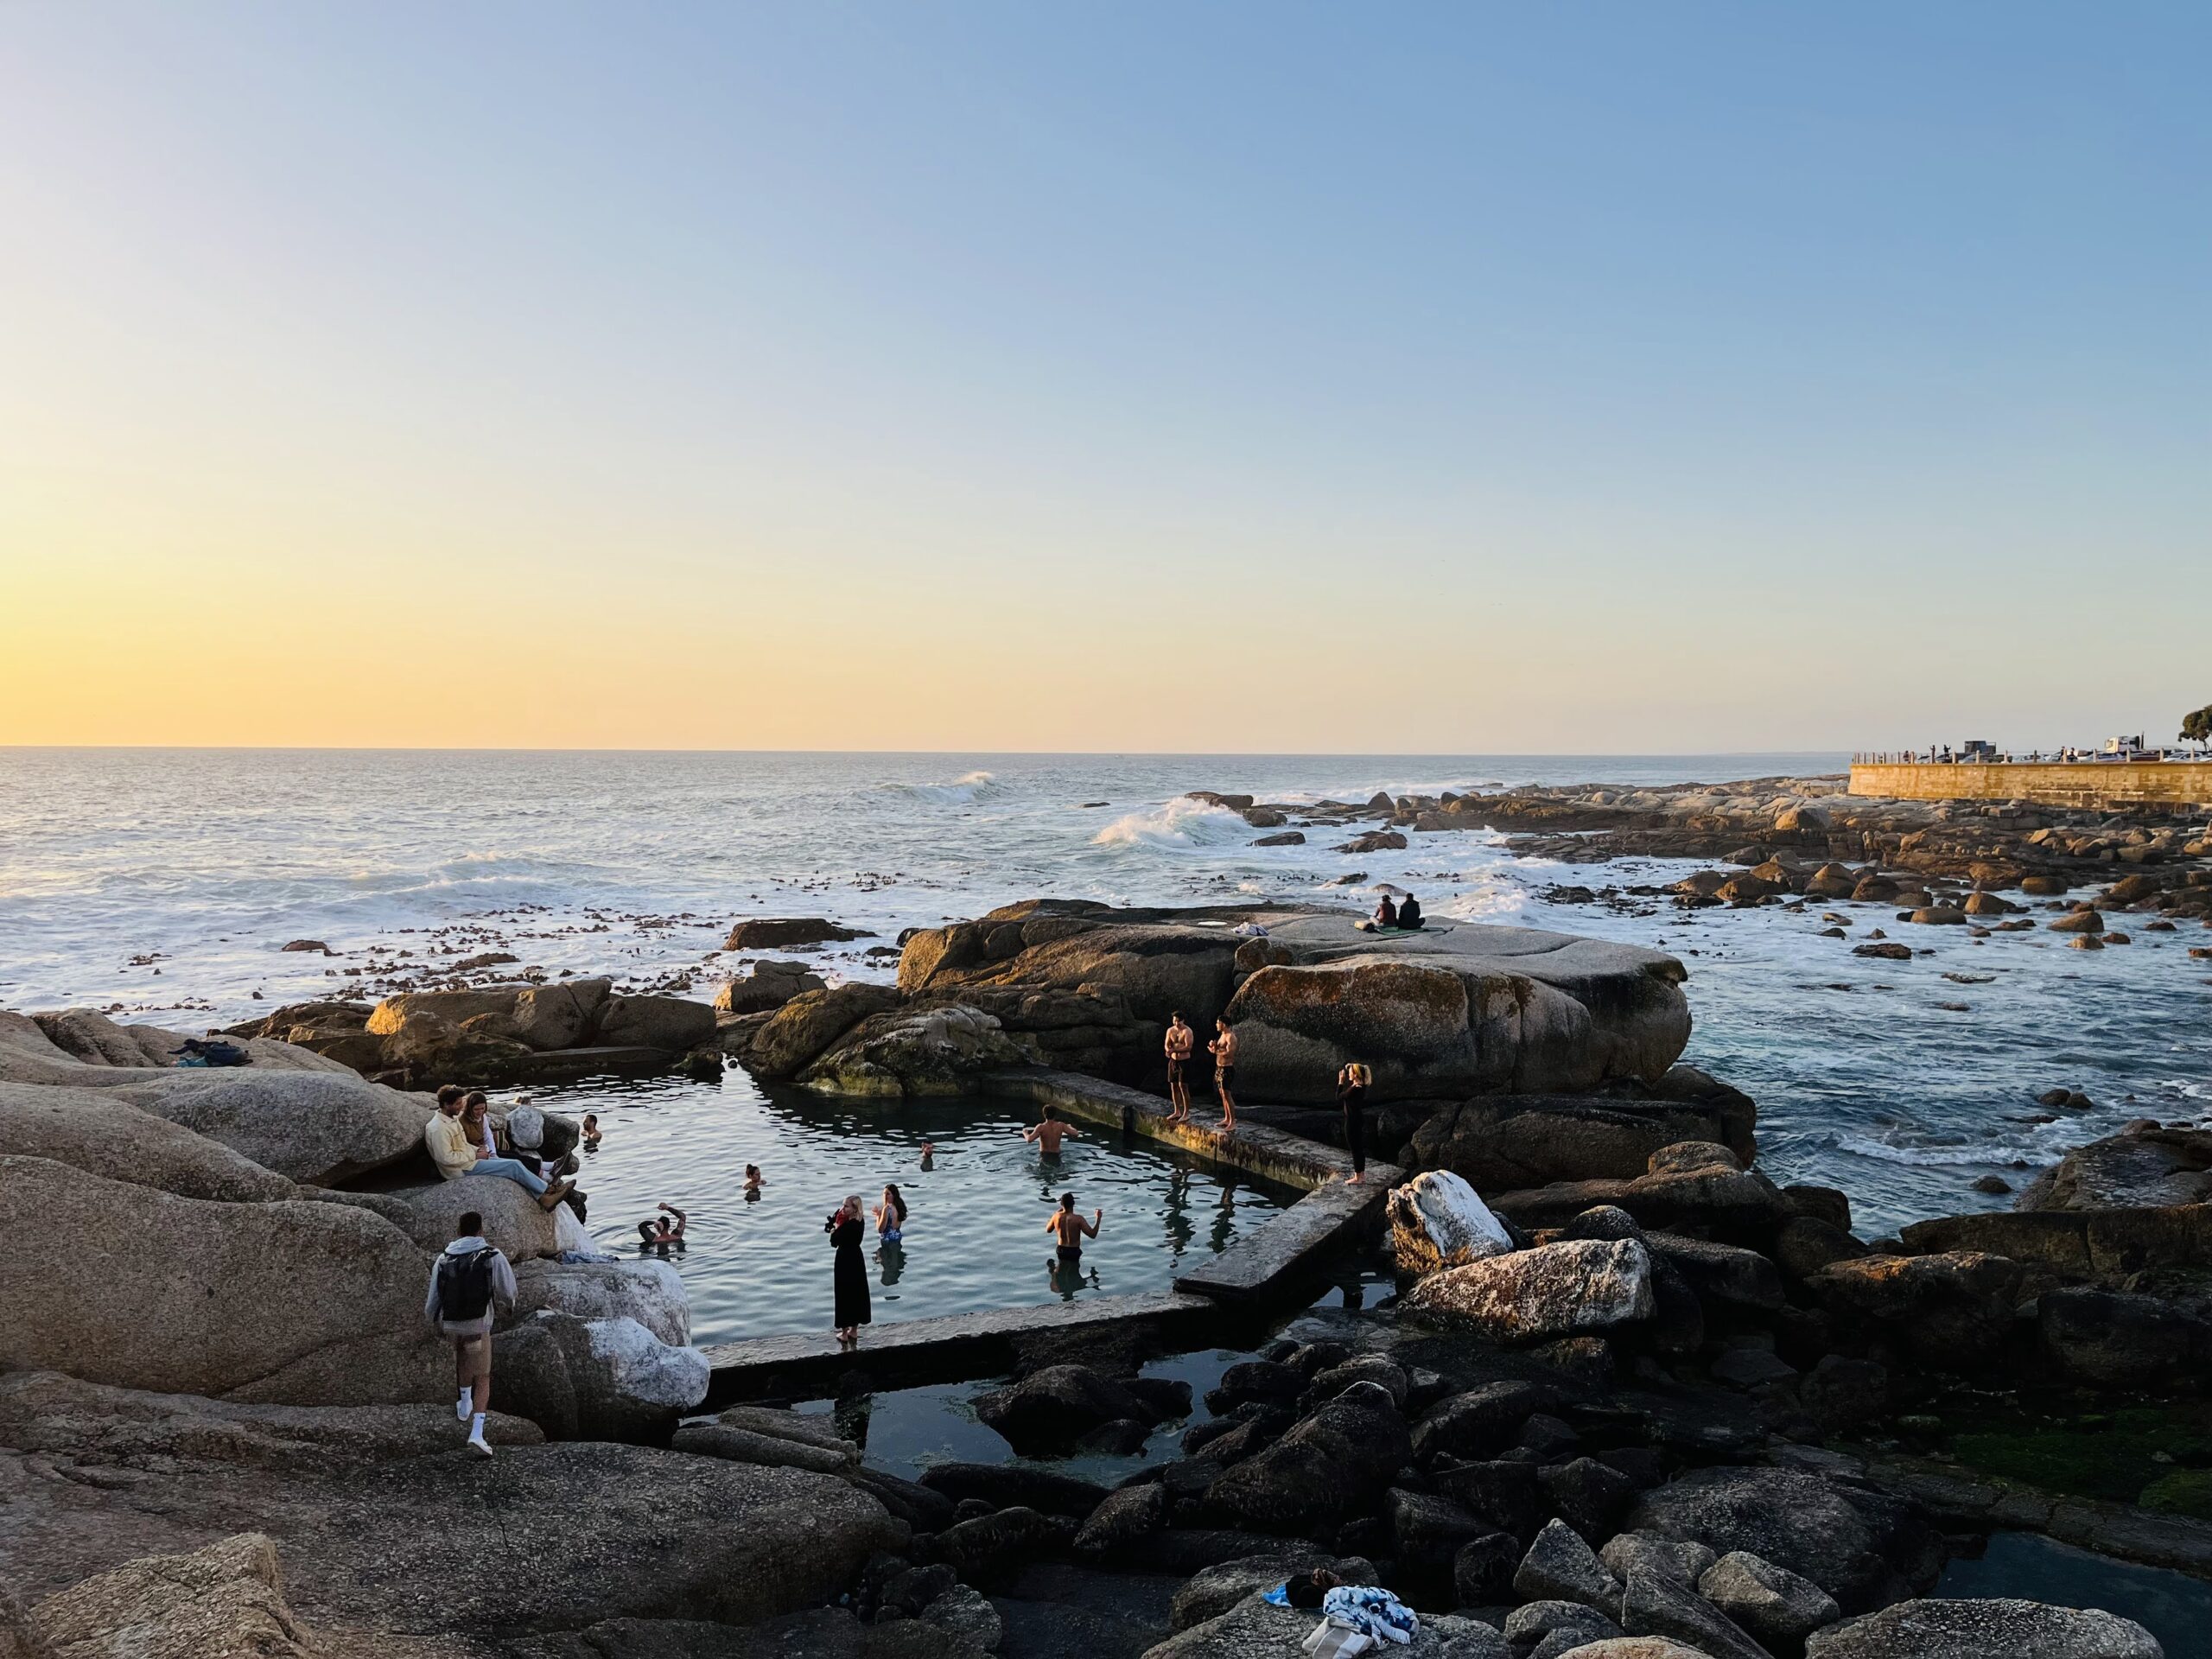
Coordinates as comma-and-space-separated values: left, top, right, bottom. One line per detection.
521, 1068, 1296, 1346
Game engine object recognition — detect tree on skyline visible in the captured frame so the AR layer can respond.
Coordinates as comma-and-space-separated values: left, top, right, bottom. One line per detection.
2183, 705, 2212, 749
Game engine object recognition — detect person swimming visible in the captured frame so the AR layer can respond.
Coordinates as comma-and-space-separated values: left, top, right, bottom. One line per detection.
1022, 1105, 1082, 1156
1046, 1191, 1101, 1264
743, 1164, 763, 1200
581, 1113, 602, 1150
873, 1183, 907, 1244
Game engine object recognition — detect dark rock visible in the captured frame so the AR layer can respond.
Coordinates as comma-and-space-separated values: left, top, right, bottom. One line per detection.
916, 1463, 1109, 1519
1389, 1487, 1491, 1567
1072, 1480, 1169, 1553
1774, 1217, 1868, 1281
1560, 1205, 1645, 1243
1411, 1382, 1560, 1464
2037, 1285, 2212, 1389
1802, 1597, 2158, 1658
1453, 1532, 1521, 1606
1205, 1359, 1306, 1412
747, 985, 902, 1078
1513, 1518, 1622, 1616
931, 1506, 1066, 1584
1430, 1459, 1548, 1542
1798, 1356, 1887, 1430
1599, 1532, 1717, 1589
1168, 1551, 1378, 1630
1540, 1458, 1639, 1541
1413, 1097, 1754, 1192
1626, 1465, 1941, 1614
1643, 1234, 1784, 1312
725, 918, 869, 950
1504, 1600, 1623, 1655
1808, 1251, 2024, 1372
1619, 1569, 1770, 1659
1699, 1549, 1841, 1651
1206, 1391, 1412, 1536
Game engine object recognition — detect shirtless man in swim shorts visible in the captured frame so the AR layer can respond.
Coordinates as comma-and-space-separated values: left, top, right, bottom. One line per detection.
1164, 1011, 1195, 1123
1046, 1191, 1101, 1264
1208, 1018, 1240, 1132
1022, 1105, 1082, 1155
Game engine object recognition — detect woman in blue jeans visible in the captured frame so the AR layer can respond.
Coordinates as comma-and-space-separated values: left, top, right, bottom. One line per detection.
461, 1092, 575, 1211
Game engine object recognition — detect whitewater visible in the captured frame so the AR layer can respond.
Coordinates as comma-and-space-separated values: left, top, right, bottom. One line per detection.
3, 747, 2205, 1236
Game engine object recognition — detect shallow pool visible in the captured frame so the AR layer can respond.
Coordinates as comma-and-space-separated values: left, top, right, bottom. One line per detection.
1936, 1530, 2212, 1656
519, 1068, 1296, 1346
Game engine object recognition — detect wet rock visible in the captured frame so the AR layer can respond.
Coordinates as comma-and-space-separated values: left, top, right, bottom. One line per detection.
1430, 1459, 1548, 1541
1402, 1239, 1655, 1344
1808, 1251, 2024, 1372
1254, 831, 1306, 847
798, 1006, 1030, 1097
1515, 1519, 1623, 1617
1390, 1170, 1516, 1274
746, 984, 903, 1078
1540, 1458, 1641, 1541
2014, 1125, 2212, 1211
1699, 1550, 1840, 1651
1207, 1389, 1412, 1535
1338, 830, 1409, 854
915, 1463, 1111, 1519
1413, 1096, 1754, 1192
1625, 1466, 1940, 1613
1073, 1480, 1170, 1553
931, 1507, 1068, 1585
1206, 1359, 1306, 1411
1307, 1355, 1408, 1409
715, 961, 826, 1016
725, 918, 869, 949
1852, 943, 1911, 960
1903, 907, 1967, 926
920, 1582, 1003, 1653
1802, 1598, 2158, 1658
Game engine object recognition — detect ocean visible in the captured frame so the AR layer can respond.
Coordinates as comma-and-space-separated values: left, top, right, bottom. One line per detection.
4, 747, 2207, 1236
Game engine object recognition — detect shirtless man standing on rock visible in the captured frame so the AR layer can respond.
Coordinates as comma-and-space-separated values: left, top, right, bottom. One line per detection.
1164, 1011, 1195, 1123
1209, 1017, 1240, 1132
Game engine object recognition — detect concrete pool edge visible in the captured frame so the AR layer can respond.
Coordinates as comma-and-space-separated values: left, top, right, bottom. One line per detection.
703, 1066, 1395, 1401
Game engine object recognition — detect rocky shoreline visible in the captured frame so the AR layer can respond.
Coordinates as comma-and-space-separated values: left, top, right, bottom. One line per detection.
4, 893, 2208, 1658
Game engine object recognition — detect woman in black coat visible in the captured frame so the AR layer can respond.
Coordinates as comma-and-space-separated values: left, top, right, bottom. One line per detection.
828, 1194, 871, 1345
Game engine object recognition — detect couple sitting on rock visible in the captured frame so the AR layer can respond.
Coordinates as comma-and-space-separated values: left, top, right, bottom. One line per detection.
1369, 891, 1423, 930
425, 1085, 581, 1214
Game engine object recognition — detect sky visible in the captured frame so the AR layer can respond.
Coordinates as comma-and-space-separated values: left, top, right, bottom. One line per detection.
2, 4, 2206, 753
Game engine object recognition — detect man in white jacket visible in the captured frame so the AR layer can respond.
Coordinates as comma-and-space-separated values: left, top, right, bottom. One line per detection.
423, 1211, 518, 1457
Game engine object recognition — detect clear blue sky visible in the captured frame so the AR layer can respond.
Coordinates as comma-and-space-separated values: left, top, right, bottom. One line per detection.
3, 4, 2205, 750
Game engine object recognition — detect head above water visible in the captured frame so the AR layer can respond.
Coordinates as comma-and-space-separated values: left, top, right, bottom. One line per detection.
582, 1113, 598, 1128
883, 1183, 907, 1221
1043, 1105, 1058, 1122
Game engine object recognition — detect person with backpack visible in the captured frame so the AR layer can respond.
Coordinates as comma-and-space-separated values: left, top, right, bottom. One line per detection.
423, 1210, 516, 1458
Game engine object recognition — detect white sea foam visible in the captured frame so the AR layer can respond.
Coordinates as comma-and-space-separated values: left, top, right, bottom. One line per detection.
1829, 1133, 2049, 1168
1092, 798, 1250, 850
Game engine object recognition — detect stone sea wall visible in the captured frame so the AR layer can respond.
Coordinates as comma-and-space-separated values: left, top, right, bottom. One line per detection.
1850, 760, 2212, 810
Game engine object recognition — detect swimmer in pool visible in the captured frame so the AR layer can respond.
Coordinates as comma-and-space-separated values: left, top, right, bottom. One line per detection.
918, 1141, 935, 1170
1045, 1191, 1101, 1267
581, 1113, 602, 1150
873, 1183, 907, 1244
743, 1164, 763, 1200
1022, 1105, 1082, 1156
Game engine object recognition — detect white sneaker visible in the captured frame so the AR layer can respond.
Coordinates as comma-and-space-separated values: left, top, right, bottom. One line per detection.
467, 1433, 493, 1458
455, 1392, 472, 1421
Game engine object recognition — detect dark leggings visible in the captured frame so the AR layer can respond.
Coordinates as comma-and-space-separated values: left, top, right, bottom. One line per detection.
1342, 1102, 1367, 1174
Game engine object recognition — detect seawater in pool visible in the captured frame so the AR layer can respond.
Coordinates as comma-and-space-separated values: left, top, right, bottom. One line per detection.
520, 1068, 1295, 1346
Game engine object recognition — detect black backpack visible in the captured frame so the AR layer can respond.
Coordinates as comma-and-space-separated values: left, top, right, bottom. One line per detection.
436, 1248, 500, 1322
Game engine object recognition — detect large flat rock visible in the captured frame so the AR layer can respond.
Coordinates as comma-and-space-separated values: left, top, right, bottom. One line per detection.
899, 901, 1689, 1101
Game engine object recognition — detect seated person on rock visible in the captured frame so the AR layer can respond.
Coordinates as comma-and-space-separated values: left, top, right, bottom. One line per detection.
1395, 892, 1422, 929
1371, 893, 1398, 929
424, 1088, 575, 1212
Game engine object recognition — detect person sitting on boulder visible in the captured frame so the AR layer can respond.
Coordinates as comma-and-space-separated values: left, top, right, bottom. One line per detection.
1372, 893, 1399, 928
423, 1210, 516, 1459
1395, 892, 1423, 929
424, 1089, 575, 1212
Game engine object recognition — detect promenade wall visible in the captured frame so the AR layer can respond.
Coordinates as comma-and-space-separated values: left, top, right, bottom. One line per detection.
1850, 760, 2212, 810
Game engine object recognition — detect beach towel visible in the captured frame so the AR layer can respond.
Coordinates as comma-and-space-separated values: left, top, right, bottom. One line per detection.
1319, 1587, 1418, 1645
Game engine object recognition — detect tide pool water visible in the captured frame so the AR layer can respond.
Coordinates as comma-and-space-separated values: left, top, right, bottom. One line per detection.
533, 1068, 1294, 1346
3, 747, 2207, 1237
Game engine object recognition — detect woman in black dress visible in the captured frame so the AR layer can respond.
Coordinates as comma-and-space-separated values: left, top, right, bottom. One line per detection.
828, 1194, 870, 1345
1337, 1061, 1372, 1185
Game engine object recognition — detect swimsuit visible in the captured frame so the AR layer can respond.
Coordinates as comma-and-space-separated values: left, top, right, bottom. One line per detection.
1217, 1065, 1236, 1089
1056, 1243, 1082, 1263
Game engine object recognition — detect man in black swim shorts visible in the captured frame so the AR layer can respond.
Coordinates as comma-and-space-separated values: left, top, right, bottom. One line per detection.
1164, 1011, 1194, 1123
1046, 1190, 1100, 1261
